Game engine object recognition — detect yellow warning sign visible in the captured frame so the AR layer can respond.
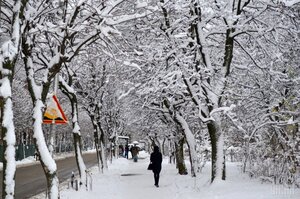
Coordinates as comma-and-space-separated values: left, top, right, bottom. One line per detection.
43, 95, 68, 124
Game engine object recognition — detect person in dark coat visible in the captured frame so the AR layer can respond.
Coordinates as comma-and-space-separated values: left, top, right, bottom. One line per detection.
150, 146, 162, 187
125, 145, 129, 159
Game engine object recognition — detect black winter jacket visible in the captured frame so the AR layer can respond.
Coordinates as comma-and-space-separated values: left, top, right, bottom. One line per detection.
150, 148, 162, 172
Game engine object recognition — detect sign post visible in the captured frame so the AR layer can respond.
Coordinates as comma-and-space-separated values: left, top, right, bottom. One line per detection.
43, 75, 68, 156
43, 94, 68, 124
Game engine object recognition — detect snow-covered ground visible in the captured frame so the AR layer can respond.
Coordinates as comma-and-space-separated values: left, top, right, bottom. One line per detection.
31, 151, 300, 199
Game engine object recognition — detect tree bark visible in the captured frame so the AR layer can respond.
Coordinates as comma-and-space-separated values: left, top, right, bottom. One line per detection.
60, 79, 87, 184
0, 1, 25, 197
73, 133, 86, 182
175, 136, 188, 175
175, 113, 197, 177
32, 100, 59, 199
99, 125, 108, 169
163, 99, 197, 177
89, 114, 102, 172
22, 43, 59, 199
207, 120, 226, 182
0, 77, 16, 199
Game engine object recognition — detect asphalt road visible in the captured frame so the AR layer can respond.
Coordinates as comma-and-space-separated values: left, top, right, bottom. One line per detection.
0, 152, 98, 198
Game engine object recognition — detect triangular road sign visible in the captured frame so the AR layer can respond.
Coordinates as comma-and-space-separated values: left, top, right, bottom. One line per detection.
43, 94, 68, 124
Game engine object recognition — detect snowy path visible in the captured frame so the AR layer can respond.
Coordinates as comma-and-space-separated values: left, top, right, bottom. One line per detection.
61, 154, 184, 199
57, 152, 300, 199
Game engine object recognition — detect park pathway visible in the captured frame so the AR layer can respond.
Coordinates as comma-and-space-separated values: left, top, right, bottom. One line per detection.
60, 151, 300, 199
60, 152, 184, 199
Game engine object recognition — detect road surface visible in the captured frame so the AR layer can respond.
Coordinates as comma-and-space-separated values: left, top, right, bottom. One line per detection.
0, 152, 98, 198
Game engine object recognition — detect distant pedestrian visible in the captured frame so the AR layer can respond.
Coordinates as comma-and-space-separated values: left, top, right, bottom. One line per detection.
125, 145, 129, 159
34, 150, 39, 161
150, 146, 162, 187
131, 145, 139, 162
71, 171, 75, 188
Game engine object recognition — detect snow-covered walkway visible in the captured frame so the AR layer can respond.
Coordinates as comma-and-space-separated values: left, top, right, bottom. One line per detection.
61, 152, 183, 199
38, 151, 300, 199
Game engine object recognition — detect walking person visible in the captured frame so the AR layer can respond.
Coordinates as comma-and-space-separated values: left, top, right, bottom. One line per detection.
125, 145, 129, 159
131, 144, 139, 162
150, 146, 162, 187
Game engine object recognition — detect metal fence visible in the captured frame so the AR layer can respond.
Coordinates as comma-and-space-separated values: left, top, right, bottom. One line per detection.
0, 144, 36, 162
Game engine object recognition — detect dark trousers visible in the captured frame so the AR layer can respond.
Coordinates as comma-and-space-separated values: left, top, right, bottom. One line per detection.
153, 171, 160, 185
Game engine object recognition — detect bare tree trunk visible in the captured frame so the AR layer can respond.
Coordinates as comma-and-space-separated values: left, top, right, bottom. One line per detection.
91, 118, 102, 172
60, 78, 87, 184
99, 127, 108, 169
0, 82, 16, 199
168, 138, 176, 164
0, 1, 25, 197
73, 132, 86, 183
175, 113, 198, 177
96, 137, 102, 171
207, 120, 226, 182
163, 99, 197, 177
33, 100, 59, 199
162, 138, 166, 156
175, 136, 188, 175
22, 49, 59, 198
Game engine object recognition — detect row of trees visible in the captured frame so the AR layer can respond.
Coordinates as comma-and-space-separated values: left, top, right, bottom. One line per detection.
0, 0, 299, 198
134, 0, 300, 185
0, 0, 156, 198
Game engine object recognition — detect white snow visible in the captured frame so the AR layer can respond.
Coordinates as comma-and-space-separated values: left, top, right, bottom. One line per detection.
281, 0, 300, 6
118, 84, 141, 100
176, 113, 198, 176
76, 145, 86, 183
134, 49, 143, 56
1, 40, 18, 60
28, 151, 298, 199
215, 132, 224, 181
122, 60, 141, 70
33, 100, 57, 173
73, 122, 81, 134
72, 107, 81, 135
136, 1, 148, 9
0, 77, 12, 98
59, 76, 75, 94
0, 78, 16, 199
210, 104, 236, 116
1, 150, 299, 199
26, 57, 42, 97
105, 10, 158, 25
